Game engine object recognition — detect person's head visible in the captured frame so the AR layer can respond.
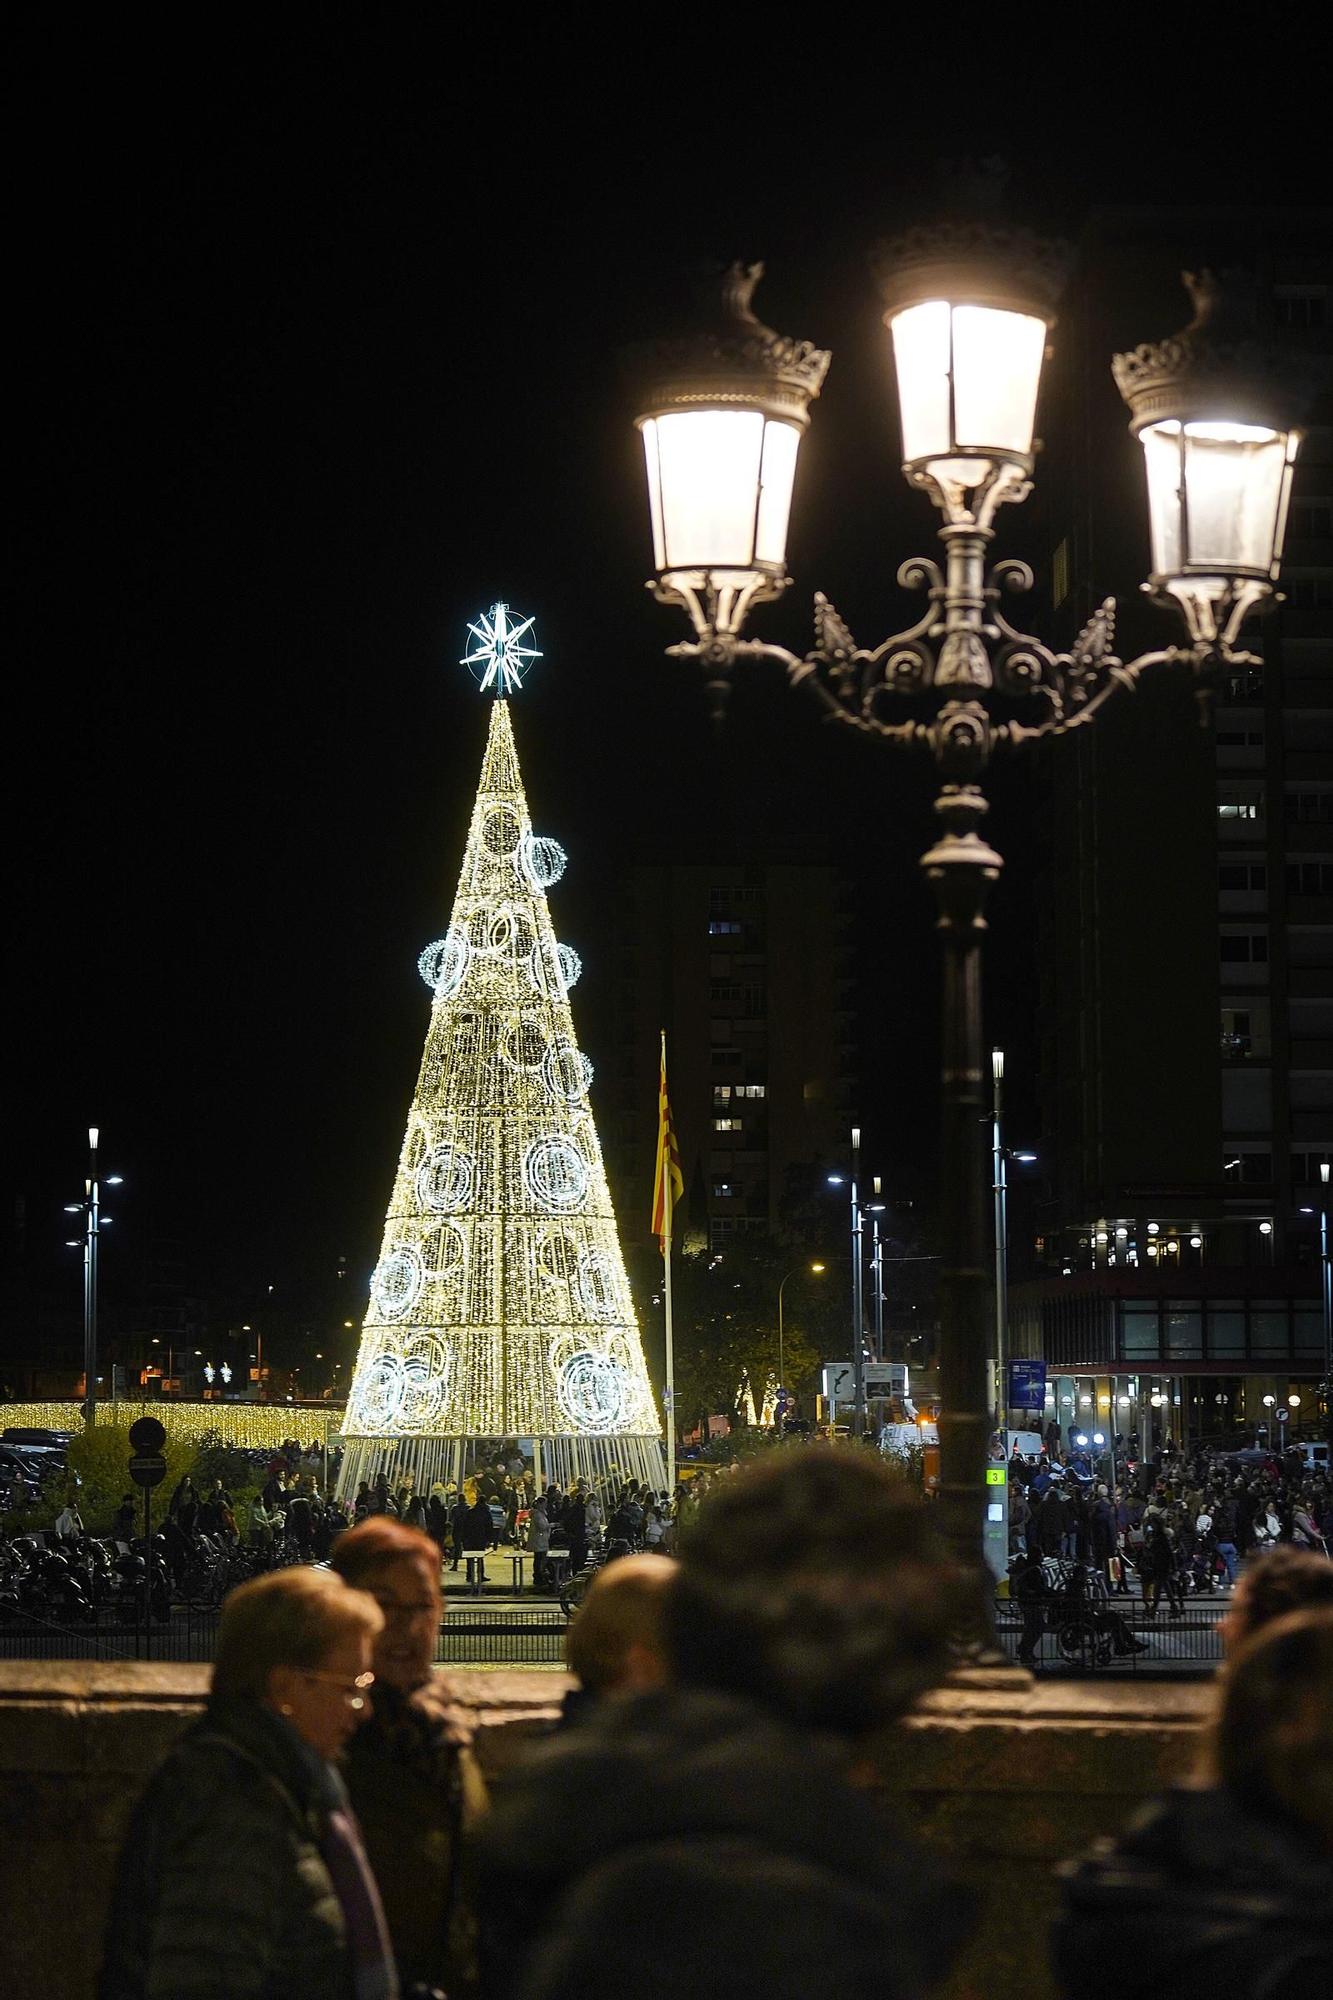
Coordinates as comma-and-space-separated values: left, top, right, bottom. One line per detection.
212, 1568, 382, 1760
666, 1450, 956, 1740
1203, 1607, 1333, 1856
565, 1554, 678, 1697
1221, 1546, 1333, 1653
462, 1478, 479, 1506
331, 1516, 443, 1692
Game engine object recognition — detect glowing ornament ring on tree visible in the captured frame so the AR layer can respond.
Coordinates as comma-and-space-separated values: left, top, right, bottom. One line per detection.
542, 1040, 593, 1102
577, 1247, 620, 1320
415, 1144, 474, 1213
524, 1135, 590, 1212
419, 929, 469, 997
520, 833, 567, 888
557, 1350, 628, 1432
371, 1245, 425, 1321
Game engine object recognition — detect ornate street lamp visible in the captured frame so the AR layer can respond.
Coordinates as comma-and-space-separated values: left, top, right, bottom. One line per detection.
635, 263, 830, 717
1113, 271, 1311, 647
630, 241, 1318, 1654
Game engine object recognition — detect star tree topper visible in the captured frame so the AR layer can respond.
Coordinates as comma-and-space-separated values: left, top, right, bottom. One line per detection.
461, 601, 542, 694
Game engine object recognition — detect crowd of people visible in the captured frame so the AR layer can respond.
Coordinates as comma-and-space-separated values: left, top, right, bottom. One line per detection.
344, 1457, 676, 1589
8, 1438, 685, 1615
1006, 1434, 1331, 1599
94, 1444, 1332, 1998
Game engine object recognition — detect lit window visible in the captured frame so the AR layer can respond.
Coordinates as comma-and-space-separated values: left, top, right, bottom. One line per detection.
713, 1118, 742, 1132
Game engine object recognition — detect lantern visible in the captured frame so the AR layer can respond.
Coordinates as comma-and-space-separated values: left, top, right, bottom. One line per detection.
1114, 271, 1317, 642
633, 264, 829, 585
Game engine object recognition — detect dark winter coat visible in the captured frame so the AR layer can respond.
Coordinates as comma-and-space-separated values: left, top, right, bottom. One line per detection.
1053, 1786, 1333, 1998
342, 1677, 479, 1994
1089, 1498, 1116, 1562
475, 1686, 973, 2000
1036, 1490, 1065, 1555
452, 1498, 495, 1551
98, 1695, 355, 2000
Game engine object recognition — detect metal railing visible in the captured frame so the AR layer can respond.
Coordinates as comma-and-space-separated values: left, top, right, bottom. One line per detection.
0, 1604, 571, 1667
993, 1594, 1224, 1673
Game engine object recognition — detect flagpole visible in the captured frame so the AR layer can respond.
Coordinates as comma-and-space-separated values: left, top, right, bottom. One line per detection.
661, 1031, 677, 1502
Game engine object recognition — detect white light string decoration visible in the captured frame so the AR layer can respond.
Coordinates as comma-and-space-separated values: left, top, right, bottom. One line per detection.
341, 648, 663, 1499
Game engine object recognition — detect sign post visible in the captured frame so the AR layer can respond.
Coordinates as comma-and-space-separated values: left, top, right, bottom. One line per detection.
127, 1417, 168, 1659
983, 1463, 1009, 1583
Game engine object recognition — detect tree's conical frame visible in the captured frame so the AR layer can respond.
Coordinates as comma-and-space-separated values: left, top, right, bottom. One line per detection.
337, 700, 665, 1501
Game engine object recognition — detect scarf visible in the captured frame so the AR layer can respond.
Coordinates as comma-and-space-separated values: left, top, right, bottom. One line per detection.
308, 1751, 401, 2000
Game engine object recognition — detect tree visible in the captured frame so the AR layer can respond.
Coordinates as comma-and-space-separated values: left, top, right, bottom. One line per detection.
11, 1426, 199, 1536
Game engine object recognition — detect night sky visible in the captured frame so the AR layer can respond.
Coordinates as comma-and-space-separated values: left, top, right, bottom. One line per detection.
7, 21, 1322, 1352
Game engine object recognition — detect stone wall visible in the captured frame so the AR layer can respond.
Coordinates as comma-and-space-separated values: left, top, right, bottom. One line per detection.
0, 1663, 1208, 2000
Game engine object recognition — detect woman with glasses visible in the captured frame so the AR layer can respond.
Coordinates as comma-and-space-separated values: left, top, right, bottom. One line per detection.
99, 1566, 396, 2000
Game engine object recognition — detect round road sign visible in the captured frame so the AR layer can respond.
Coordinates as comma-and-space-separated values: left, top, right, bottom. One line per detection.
128, 1416, 167, 1454
128, 1453, 168, 1488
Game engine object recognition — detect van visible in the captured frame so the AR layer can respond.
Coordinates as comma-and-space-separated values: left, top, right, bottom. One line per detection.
1004, 1429, 1044, 1460
1297, 1441, 1330, 1475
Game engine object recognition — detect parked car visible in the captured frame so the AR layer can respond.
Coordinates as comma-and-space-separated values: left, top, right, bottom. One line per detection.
0, 1447, 44, 1500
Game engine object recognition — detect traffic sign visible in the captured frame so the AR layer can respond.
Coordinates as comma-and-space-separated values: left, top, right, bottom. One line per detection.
129, 1452, 168, 1488
128, 1416, 166, 1453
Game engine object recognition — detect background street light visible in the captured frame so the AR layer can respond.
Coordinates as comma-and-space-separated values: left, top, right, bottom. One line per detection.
1312, 1168, 1320, 1448
828, 1126, 867, 1436
866, 1188, 886, 1364
633, 238, 1313, 1633
64, 1127, 123, 1427
777, 1260, 825, 1410
990, 1048, 1037, 1433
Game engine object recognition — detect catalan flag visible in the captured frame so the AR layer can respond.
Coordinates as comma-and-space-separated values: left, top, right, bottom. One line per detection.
651, 1033, 684, 1252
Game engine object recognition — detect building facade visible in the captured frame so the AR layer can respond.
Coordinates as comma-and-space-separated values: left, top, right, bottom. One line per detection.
601, 864, 857, 1252
1014, 206, 1333, 1448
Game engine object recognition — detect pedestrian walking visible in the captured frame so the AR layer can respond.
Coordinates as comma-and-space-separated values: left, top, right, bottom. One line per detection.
98, 1568, 393, 2000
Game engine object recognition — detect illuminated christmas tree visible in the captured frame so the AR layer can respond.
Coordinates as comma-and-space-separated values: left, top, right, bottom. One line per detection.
338, 608, 664, 1499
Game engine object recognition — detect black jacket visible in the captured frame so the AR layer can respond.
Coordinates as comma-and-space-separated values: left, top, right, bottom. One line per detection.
99, 1695, 354, 2000
452, 1498, 496, 1551
1053, 1786, 1333, 1997
476, 1686, 972, 2000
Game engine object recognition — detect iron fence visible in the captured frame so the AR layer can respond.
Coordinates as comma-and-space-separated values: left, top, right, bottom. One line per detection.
993, 1595, 1224, 1673
0, 1605, 222, 1661
0, 1604, 570, 1667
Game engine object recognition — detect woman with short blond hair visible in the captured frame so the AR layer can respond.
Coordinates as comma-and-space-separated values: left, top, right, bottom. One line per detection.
100, 1567, 399, 2000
